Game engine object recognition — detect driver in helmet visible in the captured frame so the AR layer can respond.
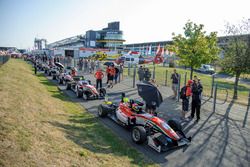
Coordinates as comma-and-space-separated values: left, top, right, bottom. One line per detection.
121, 93, 129, 103
131, 102, 143, 113
71, 67, 77, 77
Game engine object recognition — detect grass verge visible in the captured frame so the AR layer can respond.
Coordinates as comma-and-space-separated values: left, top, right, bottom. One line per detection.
0, 59, 157, 167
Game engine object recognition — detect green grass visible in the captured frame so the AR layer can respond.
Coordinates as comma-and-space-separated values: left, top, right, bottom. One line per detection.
0, 59, 157, 167
124, 64, 250, 105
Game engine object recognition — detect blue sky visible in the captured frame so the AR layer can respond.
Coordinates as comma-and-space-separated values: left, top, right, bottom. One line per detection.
0, 0, 250, 49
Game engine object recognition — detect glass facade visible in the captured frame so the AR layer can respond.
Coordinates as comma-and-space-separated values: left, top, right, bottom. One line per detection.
85, 22, 125, 49
104, 33, 123, 40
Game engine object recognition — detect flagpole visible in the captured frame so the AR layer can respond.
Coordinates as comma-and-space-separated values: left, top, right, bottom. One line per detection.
153, 62, 155, 79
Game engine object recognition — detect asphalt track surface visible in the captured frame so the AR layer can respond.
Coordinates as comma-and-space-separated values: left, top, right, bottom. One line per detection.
47, 76, 188, 166
46, 73, 250, 167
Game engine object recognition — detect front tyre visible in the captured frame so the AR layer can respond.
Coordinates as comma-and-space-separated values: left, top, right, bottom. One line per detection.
82, 93, 88, 101
131, 126, 147, 144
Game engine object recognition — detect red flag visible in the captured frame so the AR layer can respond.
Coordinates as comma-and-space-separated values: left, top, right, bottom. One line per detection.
156, 44, 161, 54
165, 49, 169, 55
154, 47, 164, 64
148, 45, 152, 55
161, 47, 164, 56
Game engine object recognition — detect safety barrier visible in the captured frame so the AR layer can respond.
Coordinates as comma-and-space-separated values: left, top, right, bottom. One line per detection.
0, 55, 10, 66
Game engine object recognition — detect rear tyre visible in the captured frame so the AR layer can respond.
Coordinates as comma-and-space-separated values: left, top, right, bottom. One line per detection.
59, 78, 63, 84
98, 105, 108, 117
99, 88, 106, 97
131, 126, 147, 144
66, 83, 71, 90
76, 89, 83, 98
58, 78, 61, 84
168, 120, 182, 131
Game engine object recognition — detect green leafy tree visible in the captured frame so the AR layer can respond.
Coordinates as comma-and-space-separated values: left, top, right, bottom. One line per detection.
221, 19, 250, 99
169, 21, 220, 79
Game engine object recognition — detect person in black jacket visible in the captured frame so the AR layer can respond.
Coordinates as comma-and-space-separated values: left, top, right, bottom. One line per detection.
34, 59, 37, 75
191, 76, 203, 123
144, 68, 151, 81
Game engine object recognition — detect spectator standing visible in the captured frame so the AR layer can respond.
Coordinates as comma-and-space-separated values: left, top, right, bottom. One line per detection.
91, 60, 95, 73
88, 60, 92, 73
114, 66, 120, 84
84, 59, 88, 73
171, 69, 179, 99
34, 60, 37, 75
144, 68, 151, 81
53, 57, 56, 64
191, 76, 203, 123
138, 66, 145, 81
106, 66, 110, 84
119, 64, 124, 80
78, 58, 83, 71
107, 65, 115, 88
180, 80, 193, 120
94, 69, 104, 89
96, 60, 100, 69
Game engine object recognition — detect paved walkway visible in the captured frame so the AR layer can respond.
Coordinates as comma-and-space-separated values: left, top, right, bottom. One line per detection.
55, 71, 249, 167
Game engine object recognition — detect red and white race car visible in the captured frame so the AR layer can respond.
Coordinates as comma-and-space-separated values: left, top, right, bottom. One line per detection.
66, 76, 106, 100
98, 99, 191, 152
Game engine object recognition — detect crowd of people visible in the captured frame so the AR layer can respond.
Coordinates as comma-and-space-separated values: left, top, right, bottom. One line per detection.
137, 65, 152, 82
32, 54, 204, 122
0, 50, 9, 56
89, 62, 124, 89
105, 64, 122, 88
171, 69, 203, 123
77, 58, 100, 73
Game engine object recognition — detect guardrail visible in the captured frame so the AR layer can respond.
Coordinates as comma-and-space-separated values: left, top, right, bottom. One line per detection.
0, 55, 10, 66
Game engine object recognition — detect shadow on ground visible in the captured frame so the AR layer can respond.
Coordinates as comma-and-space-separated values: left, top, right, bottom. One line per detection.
47, 113, 155, 166
179, 100, 249, 167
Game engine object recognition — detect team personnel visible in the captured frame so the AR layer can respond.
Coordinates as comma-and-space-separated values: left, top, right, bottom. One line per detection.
191, 76, 203, 123
94, 68, 104, 89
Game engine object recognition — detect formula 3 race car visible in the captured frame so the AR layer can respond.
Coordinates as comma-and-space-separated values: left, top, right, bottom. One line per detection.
98, 100, 191, 152
56, 66, 72, 84
66, 76, 106, 100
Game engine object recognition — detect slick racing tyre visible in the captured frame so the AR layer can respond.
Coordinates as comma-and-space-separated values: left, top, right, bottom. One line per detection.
98, 105, 108, 117
58, 78, 62, 84
131, 126, 147, 144
66, 83, 71, 90
99, 88, 106, 97
76, 89, 83, 98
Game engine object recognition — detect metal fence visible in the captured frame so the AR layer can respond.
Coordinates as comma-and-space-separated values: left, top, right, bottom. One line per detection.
0, 55, 10, 66
124, 64, 250, 106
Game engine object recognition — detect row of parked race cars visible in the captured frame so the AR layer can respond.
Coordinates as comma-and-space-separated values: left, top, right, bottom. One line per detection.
35, 60, 192, 153
36, 61, 106, 100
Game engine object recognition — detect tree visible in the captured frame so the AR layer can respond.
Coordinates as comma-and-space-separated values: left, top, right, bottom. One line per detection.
168, 21, 220, 79
221, 18, 250, 99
